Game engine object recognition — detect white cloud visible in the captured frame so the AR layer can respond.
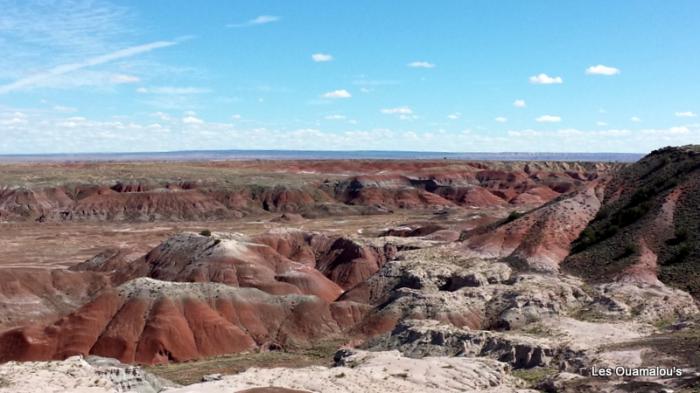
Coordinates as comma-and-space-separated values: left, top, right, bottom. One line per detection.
324, 114, 346, 120
585, 64, 620, 76
231, 114, 242, 120
312, 53, 333, 62
535, 115, 562, 123
53, 105, 78, 113
529, 73, 563, 85
136, 86, 210, 94
408, 61, 436, 69
182, 115, 204, 125
0, 112, 28, 126
0, 40, 178, 94
227, 15, 280, 27
447, 113, 461, 120
495, 116, 508, 123
151, 112, 172, 121
2, 110, 699, 154
596, 121, 608, 126
675, 111, 697, 118
513, 99, 526, 108
630, 116, 642, 123
110, 74, 140, 84
322, 89, 351, 99
381, 107, 413, 115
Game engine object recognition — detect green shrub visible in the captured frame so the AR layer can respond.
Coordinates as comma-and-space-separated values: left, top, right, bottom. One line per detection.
666, 243, 691, 265
505, 210, 524, 223
200, 229, 212, 237
666, 229, 689, 246
614, 243, 637, 260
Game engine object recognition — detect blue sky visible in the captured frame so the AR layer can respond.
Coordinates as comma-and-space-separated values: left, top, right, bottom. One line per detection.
0, 0, 699, 154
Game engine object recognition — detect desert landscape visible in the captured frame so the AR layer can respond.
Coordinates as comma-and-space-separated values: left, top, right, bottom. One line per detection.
1, 1, 699, 392
0, 146, 698, 392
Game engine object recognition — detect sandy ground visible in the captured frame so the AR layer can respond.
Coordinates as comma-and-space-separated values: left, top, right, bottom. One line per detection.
0, 209, 492, 269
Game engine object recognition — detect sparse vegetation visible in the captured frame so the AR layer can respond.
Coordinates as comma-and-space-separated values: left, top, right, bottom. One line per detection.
652, 316, 677, 330
519, 323, 556, 337
512, 366, 557, 387
144, 340, 344, 385
606, 319, 700, 370
667, 243, 691, 265
199, 229, 212, 237
571, 306, 610, 323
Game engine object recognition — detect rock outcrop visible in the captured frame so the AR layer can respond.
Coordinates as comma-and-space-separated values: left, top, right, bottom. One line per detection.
0, 354, 176, 393
167, 349, 535, 393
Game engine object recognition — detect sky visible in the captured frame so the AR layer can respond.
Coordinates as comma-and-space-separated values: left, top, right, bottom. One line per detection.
0, 0, 699, 154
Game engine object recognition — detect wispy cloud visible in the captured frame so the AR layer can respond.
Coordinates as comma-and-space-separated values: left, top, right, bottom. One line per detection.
381, 107, 416, 120
111, 74, 140, 84
381, 107, 413, 115
312, 53, 333, 62
447, 112, 461, 120
0, 0, 132, 56
324, 114, 346, 120
513, 99, 526, 108
322, 89, 351, 99
630, 116, 642, 123
227, 15, 280, 28
529, 73, 563, 84
536, 115, 562, 123
408, 61, 435, 69
136, 86, 210, 94
585, 64, 620, 76
495, 116, 508, 123
675, 111, 697, 118
0, 40, 178, 94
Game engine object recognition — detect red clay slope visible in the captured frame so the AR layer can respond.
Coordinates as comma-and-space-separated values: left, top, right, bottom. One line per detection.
0, 268, 112, 330
460, 183, 604, 271
0, 278, 370, 364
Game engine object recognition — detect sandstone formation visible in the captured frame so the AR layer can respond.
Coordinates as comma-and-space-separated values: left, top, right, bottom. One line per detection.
0, 355, 175, 393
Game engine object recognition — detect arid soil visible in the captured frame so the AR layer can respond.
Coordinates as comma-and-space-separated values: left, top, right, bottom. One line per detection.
0, 154, 698, 393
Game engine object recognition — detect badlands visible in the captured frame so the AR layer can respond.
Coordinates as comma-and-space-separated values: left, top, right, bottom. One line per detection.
0, 147, 699, 392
